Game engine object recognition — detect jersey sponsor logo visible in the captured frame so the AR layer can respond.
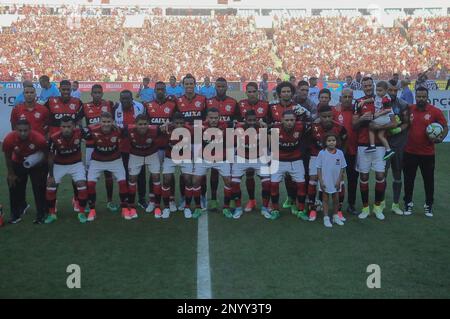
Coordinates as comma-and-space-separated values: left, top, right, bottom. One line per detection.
150, 118, 169, 124
59, 148, 79, 155
88, 118, 100, 124
182, 111, 202, 118
220, 116, 231, 122
54, 113, 76, 120
97, 146, 116, 152
279, 141, 298, 147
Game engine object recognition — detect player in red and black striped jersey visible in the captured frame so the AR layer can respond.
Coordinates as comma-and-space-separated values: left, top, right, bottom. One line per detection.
206, 77, 239, 208
238, 82, 270, 211
83, 84, 116, 212
84, 112, 129, 221
45, 116, 88, 224
145, 82, 178, 126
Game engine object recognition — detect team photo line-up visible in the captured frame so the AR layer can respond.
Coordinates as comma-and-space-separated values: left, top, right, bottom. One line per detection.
1, 74, 448, 228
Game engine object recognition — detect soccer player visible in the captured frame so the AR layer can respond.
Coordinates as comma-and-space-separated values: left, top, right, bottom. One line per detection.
14, 80, 34, 106
269, 110, 307, 220
83, 84, 117, 212
192, 108, 233, 218
231, 110, 271, 218
334, 88, 359, 215
126, 114, 166, 218
175, 74, 207, 209
308, 105, 347, 222
238, 82, 270, 212
206, 77, 239, 210
37, 75, 61, 105
85, 112, 129, 221
11, 85, 49, 137
45, 116, 88, 224
137, 77, 155, 103
144, 81, 178, 213
385, 80, 410, 215
3, 119, 48, 224
161, 112, 195, 218
293, 80, 317, 121
403, 87, 448, 217
353, 77, 396, 220
114, 90, 147, 210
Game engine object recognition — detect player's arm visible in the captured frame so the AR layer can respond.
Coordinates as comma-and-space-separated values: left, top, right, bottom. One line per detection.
10, 109, 17, 131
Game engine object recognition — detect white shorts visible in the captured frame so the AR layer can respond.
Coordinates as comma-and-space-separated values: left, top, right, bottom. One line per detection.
309, 156, 318, 176
162, 157, 194, 175
52, 162, 86, 184
85, 147, 94, 170
194, 161, 231, 177
270, 160, 305, 183
356, 146, 386, 174
88, 159, 126, 182
157, 149, 165, 163
231, 157, 270, 177
373, 113, 392, 126
128, 153, 160, 176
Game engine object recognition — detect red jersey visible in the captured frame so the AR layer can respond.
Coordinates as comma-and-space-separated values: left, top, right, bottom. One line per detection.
11, 103, 50, 136
271, 122, 304, 162
49, 128, 83, 165
201, 121, 230, 162
206, 96, 239, 123
144, 98, 177, 126
126, 125, 162, 157
334, 105, 358, 156
175, 94, 206, 123
234, 122, 267, 160
47, 97, 84, 135
269, 102, 296, 124
165, 124, 194, 159
354, 96, 380, 146
2, 130, 47, 164
405, 104, 447, 155
238, 99, 269, 120
310, 121, 347, 156
85, 125, 123, 162
83, 99, 114, 147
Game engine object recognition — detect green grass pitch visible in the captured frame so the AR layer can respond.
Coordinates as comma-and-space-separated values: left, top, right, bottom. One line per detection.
0, 91, 449, 298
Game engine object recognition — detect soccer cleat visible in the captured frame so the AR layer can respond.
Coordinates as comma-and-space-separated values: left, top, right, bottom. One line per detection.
106, 202, 119, 213
77, 213, 87, 224
178, 197, 186, 211
72, 198, 80, 212
373, 205, 385, 220
380, 200, 386, 210
290, 206, 299, 217
383, 150, 395, 161
269, 210, 280, 220
162, 208, 171, 219
333, 214, 344, 226
193, 208, 202, 219
87, 209, 96, 222
244, 199, 256, 212
282, 198, 294, 209
223, 208, 233, 219
297, 210, 309, 221
8, 217, 22, 225
154, 207, 162, 219
309, 210, 317, 222
183, 208, 192, 219
21, 204, 31, 217
315, 199, 323, 212
391, 203, 403, 215
337, 211, 346, 222
323, 216, 333, 228
346, 204, 358, 215
145, 201, 155, 213
44, 214, 57, 224
261, 206, 272, 219
209, 200, 218, 210
122, 208, 132, 220
365, 145, 377, 153
33, 219, 44, 225
137, 199, 147, 210
200, 196, 207, 210
233, 207, 244, 219
424, 204, 433, 218
129, 208, 138, 219
404, 202, 413, 216
358, 206, 370, 219
168, 201, 177, 213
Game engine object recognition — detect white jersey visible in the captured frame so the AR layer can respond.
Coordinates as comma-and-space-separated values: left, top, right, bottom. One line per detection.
114, 101, 144, 128
316, 148, 347, 194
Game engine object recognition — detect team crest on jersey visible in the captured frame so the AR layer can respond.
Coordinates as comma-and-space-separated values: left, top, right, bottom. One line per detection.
164, 107, 170, 114
146, 138, 153, 144
69, 104, 76, 110
195, 101, 202, 108
111, 137, 117, 143
74, 139, 80, 145
338, 114, 344, 123
424, 114, 431, 121
14, 146, 20, 152
336, 159, 341, 165
257, 107, 264, 114
101, 106, 108, 112
225, 105, 232, 112
294, 132, 300, 139
29, 144, 35, 150
34, 112, 41, 119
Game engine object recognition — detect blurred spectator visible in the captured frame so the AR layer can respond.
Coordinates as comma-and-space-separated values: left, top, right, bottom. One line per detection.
137, 77, 155, 102
198, 76, 216, 99
37, 75, 60, 104
70, 80, 81, 99
400, 79, 414, 104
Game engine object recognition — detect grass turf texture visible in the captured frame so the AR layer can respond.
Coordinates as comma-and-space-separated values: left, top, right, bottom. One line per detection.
0, 90, 448, 298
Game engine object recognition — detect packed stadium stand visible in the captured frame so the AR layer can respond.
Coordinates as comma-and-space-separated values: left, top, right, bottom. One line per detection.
0, 1, 449, 82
